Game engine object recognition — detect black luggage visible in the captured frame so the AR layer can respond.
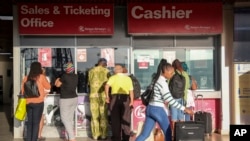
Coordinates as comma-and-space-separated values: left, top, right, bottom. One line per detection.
194, 94, 212, 135
175, 121, 205, 141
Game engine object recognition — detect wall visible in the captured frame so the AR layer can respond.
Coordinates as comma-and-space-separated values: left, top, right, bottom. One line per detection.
220, 3, 233, 135
0, 60, 13, 104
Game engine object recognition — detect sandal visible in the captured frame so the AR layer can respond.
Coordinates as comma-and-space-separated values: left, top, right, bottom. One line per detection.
38, 136, 46, 141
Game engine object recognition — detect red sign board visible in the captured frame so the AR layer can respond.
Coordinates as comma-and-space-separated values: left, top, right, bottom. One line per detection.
38, 48, 52, 67
18, 4, 114, 35
128, 2, 222, 35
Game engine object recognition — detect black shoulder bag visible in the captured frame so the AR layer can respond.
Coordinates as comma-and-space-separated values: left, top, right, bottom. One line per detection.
141, 80, 156, 106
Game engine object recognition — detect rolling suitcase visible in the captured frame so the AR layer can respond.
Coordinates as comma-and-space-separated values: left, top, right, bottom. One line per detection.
175, 121, 205, 141
194, 94, 212, 136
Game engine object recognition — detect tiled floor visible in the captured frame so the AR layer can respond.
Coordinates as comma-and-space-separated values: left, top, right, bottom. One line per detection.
1, 104, 229, 141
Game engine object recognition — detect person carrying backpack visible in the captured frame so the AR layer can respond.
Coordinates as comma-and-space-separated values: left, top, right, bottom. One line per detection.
169, 59, 190, 136
123, 66, 141, 100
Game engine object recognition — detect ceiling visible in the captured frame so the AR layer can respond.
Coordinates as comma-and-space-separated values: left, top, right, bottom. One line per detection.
0, 0, 247, 59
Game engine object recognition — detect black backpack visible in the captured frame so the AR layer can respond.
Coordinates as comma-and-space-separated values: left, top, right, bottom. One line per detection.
129, 74, 141, 99
169, 71, 186, 99
24, 79, 40, 98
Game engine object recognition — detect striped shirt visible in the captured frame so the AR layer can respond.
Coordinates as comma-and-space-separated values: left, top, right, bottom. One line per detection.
149, 75, 185, 111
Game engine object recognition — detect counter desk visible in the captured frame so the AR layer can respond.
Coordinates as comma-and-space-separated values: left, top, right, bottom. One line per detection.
36, 93, 91, 138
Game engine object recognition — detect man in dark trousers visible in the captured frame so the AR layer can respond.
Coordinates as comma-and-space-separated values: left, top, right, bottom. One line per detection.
105, 65, 134, 141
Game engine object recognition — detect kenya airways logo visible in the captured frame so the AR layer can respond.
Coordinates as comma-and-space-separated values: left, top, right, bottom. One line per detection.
134, 105, 146, 119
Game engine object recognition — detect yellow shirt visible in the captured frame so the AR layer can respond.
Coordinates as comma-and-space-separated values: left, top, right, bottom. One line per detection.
107, 73, 133, 95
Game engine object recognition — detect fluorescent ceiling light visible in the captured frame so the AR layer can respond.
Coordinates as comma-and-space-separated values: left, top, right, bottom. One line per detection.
0, 53, 11, 55
0, 16, 13, 21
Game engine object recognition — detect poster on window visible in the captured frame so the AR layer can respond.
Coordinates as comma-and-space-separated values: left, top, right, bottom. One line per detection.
137, 55, 150, 69
77, 49, 87, 62
101, 48, 115, 67
38, 48, 52, 67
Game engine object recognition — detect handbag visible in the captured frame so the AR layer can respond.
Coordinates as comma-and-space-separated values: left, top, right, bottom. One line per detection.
24, 79, 40, 98
141, 80, 156, 106
14, 95, 27, 121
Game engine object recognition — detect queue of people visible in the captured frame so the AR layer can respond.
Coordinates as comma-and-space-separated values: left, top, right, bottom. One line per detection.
20, 57, 196, 141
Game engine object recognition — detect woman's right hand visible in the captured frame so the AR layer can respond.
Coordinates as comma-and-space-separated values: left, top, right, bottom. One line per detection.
184, 107, 194, 116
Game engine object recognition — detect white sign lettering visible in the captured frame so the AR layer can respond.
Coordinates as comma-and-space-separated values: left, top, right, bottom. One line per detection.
21, 18, 54, 27
234, 129, 247, 136
131, 6, 192, 19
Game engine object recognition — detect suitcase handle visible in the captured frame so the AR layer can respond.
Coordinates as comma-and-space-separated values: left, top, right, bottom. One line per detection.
195, 94, 204, 112
196, 94, 203, 98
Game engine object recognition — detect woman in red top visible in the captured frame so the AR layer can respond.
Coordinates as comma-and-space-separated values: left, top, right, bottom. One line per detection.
21, 62, 51, 141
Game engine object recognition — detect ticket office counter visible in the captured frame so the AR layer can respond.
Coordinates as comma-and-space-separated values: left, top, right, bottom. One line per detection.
32, 94, 92, 138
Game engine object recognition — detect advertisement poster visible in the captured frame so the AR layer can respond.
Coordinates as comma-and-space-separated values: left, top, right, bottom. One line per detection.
77, 49, 87, 62
131, 100, 160, 132
38, 48, 52, 67
137, 55, 150, 69
101, 48, 115, 67
131, 100, 147, 131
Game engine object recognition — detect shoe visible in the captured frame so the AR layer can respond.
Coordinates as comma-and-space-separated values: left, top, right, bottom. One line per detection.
130, 131, 136, 136
37, 136, 46, 141
100, 136, 107, 140
92, 136, 99, 140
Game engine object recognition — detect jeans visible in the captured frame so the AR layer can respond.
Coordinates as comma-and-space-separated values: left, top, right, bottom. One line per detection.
26, 102, 44, 141
135, 105, 172, 141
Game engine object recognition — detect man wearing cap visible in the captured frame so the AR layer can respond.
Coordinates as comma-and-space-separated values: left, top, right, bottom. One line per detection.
88, 58, 111, 140
55, 62, 78, 141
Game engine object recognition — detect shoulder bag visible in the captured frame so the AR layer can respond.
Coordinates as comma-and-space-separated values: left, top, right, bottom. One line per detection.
141, 80, 156, 106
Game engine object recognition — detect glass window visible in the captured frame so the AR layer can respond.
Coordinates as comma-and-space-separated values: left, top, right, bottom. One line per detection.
20, 47, 130, 94
20, 48, 75, 94
133, 48, 215, 90
76, 47, 130, 93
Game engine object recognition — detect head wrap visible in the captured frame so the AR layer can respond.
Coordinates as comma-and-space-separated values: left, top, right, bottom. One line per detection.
181, 62, 189, 72
65, 62, 74, 73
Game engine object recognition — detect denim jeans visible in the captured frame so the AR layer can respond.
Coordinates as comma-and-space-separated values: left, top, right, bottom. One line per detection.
135, 105, 172, 141
170, 98, 184, 121
26, 102, 44, 141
